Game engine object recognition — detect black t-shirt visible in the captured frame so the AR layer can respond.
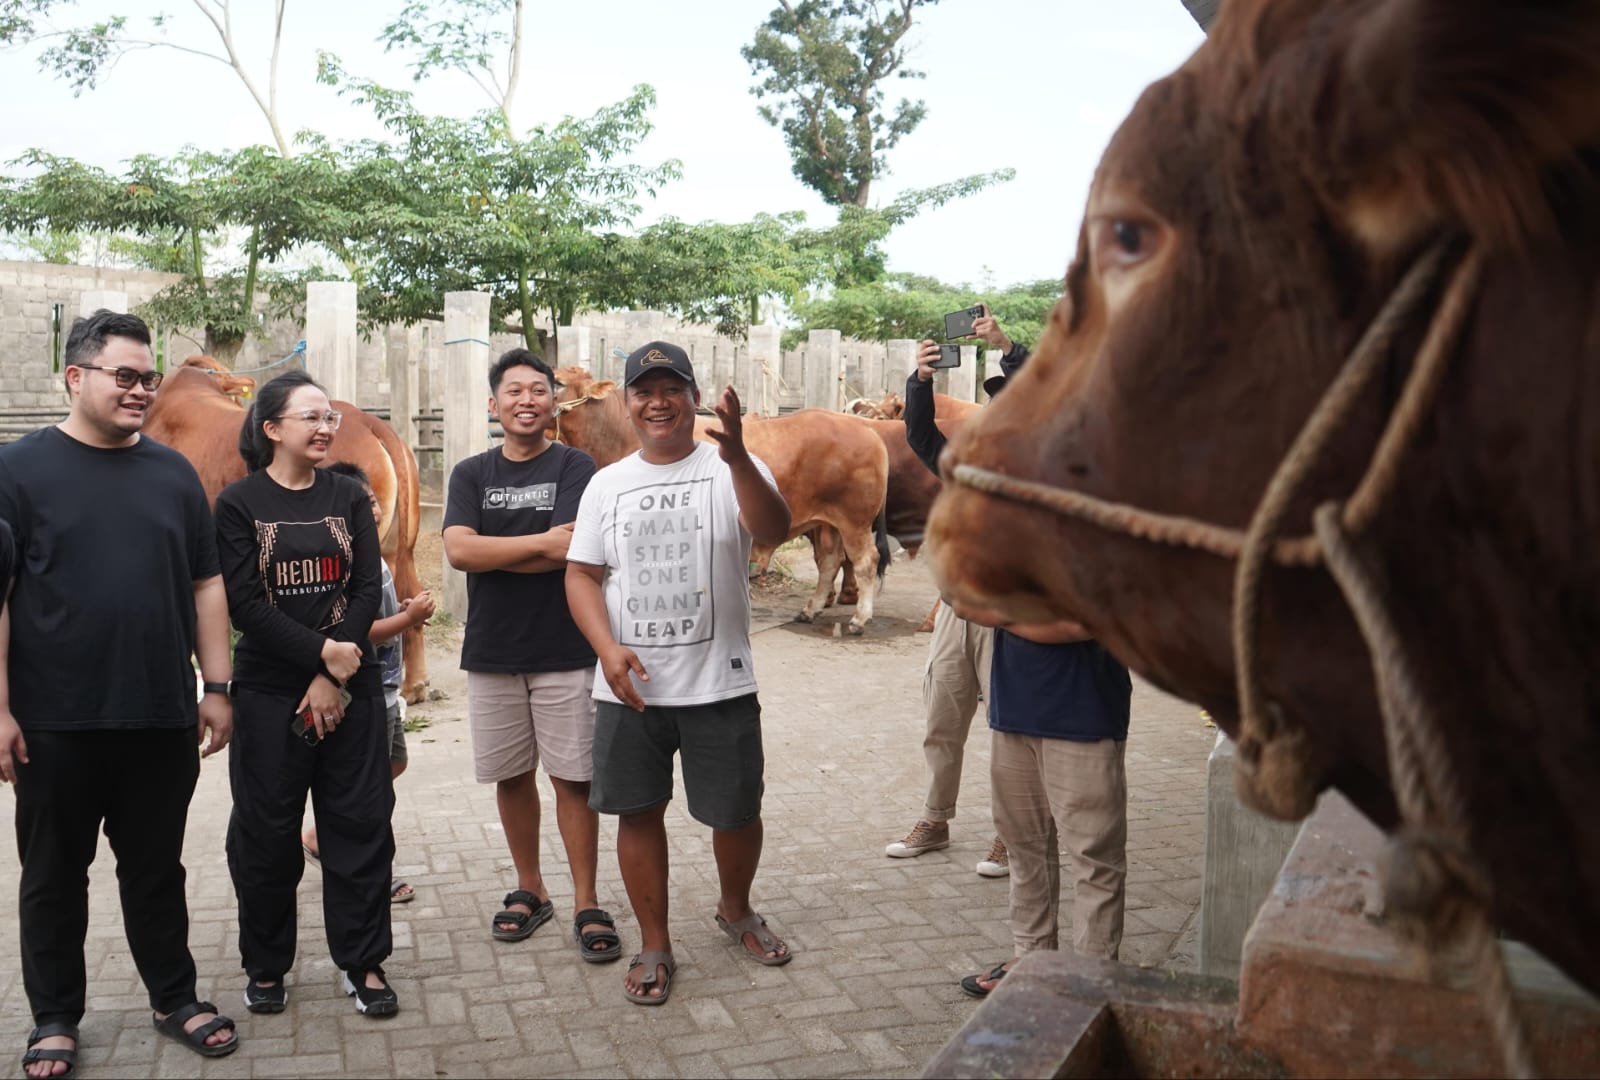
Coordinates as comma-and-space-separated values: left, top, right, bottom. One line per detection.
0, 427, 220, 731
215, 468, 383, 697
444, 443, 596, 673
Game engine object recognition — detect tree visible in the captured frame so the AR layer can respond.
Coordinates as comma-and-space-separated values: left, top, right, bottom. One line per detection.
317, 76, 682, 351
784, 273, 1060, 350
743, 0, 939, 208
1, 0, 296, 157
377, 0, 526, 134
0, 145, 354, 360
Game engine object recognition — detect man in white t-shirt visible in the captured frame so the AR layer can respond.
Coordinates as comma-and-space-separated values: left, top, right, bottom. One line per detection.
565, 340, 792, 1006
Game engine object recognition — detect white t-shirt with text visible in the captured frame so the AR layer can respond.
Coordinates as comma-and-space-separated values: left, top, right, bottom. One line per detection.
568, 441, 778, 706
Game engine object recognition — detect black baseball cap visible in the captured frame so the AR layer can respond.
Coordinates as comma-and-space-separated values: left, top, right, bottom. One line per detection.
983, 374, 1008, 399
623, 341, 696, 387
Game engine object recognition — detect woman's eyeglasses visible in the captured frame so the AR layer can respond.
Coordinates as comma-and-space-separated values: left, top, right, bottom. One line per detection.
75, 364, 164, 391
275, 410, 344, 430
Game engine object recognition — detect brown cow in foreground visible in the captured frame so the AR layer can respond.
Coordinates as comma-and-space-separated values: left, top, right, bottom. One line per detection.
927, 0, 1600, 995
551, 367, 890, 634
145, 358, 429, 702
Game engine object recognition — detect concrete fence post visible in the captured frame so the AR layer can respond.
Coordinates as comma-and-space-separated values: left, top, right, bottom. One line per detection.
556, 325, 592, 371
949, 345, 979, 402
306, 282, 358, 406
805, 329, 843, 411
442, 290, 492, 622
886, 340, 916, 400
389, 324, 422, 448
744, 324, 781, 416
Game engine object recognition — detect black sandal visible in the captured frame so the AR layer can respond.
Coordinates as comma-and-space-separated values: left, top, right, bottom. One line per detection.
573, 908, 623, 963
959, 962, 1010, 999
152, 1001, 239, 1059
20, 1023, 77, 1078
491, 889, 553, 942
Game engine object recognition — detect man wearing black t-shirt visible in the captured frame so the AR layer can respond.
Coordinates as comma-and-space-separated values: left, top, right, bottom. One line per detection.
0, 310, 239, 1076
443, 350, 618, 960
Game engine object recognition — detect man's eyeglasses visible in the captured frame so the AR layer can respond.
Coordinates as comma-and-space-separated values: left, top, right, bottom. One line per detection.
276, 410, 344, 430
74, 364, 164, 391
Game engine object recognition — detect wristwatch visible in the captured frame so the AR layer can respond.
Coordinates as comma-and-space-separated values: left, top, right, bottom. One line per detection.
201, 680, 233, 697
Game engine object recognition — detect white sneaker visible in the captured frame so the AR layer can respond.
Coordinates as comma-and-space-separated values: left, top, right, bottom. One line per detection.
976, 835, 1010, 878
884, 819, 950, 858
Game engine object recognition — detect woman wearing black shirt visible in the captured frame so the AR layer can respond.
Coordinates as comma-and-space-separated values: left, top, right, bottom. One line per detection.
214, 369, 399, 1018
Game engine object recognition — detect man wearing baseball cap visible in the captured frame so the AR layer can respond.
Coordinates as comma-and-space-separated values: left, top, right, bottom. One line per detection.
565, 341, 794, 1004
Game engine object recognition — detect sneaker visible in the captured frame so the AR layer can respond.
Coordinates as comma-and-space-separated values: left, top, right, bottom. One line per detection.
976, 836, 1010, 878
341, 969, 399, 1018
243, 979, 287, 1014
885, 819, 950, 858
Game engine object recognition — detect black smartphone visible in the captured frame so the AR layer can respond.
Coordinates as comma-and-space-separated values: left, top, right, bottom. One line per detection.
293, 706, 321, 746
930, 343, 963, 369
942, 304, 985, 340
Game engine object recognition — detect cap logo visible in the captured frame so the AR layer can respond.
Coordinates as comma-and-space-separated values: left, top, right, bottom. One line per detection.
641, 349, 673, 365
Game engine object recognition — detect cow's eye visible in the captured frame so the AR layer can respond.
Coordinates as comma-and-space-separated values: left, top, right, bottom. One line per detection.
1112, 220, 1144, 255
1088, 214, 1161, 277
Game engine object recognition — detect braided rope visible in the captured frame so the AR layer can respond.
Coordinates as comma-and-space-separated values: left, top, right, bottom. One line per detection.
1231, 241, 1456, 793
1315, 503, 1535, 1079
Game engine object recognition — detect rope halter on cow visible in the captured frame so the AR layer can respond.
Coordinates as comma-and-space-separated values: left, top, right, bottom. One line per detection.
950, 238, 1537, 1078
550, 391, 599, 446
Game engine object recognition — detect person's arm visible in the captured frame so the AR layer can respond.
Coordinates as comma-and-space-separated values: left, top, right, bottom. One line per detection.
706, 385, 789, 545
565, 560, 648, 712
443, 525, 571, 574
999, 341, 1030, 380
904, 341, 947, 475
0, 600, 24, 783
214, 491, 335, 673
193, 574, 233, 757
370, 589, 433, 646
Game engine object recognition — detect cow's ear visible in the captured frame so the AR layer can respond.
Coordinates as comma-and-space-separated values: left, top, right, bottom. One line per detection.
590, 380, 617, 400
1314, 0, 1600, 254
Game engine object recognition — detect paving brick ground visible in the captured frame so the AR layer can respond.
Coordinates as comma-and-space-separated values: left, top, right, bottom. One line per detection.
0, 550, 1214, 1078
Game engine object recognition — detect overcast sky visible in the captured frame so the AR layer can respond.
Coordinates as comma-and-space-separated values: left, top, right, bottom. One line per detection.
0, 0, 1203, 295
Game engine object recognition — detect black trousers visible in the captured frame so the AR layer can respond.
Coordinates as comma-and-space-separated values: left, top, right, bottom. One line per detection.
15, 728, 201, 1026
226, 688, 393, 981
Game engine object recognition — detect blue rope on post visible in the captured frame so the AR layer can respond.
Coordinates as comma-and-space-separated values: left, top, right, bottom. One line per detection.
227, 340, 307, 376
443, 337, 492, 347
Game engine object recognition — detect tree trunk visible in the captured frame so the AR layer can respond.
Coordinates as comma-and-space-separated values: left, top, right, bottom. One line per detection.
204, 331, 246, 365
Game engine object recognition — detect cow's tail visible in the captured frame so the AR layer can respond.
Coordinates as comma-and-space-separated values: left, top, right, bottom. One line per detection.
874, 503, 891, 581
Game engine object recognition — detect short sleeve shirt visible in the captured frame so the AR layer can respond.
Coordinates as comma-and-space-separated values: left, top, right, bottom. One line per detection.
444, 442, 597, 673
568, 442, 776, 706
0, 428, 219, 731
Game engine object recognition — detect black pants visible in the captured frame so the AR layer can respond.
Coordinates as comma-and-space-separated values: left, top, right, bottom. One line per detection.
15, 728, 201, 1026
226, 688, 393, 982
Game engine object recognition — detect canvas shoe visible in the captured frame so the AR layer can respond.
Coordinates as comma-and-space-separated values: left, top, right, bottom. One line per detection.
885, 819, 950, 858
976, 835, 1010, 878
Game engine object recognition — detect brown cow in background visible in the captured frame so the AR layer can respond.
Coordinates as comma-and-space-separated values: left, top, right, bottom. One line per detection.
927, 0, 1600, 994
145, 358, 429, 702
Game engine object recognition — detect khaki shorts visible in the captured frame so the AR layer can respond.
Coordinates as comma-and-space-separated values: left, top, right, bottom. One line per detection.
467, 668, 596, 784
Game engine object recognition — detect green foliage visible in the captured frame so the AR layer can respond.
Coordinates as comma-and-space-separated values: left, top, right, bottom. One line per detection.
0, 144, 362, 359
743, 0, 940, 207
316, 74, 684, 347
785, 273, 1060, 349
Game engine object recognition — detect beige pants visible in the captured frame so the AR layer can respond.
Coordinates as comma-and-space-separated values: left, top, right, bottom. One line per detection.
921, 601, 994, 822
990, 729, 1127, 960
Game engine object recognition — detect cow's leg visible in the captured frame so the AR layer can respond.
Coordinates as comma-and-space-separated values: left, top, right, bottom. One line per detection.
750, 542, 775, 579
837, 559, 860, 607
798, 528, 847, 624
838, 527, 881, 635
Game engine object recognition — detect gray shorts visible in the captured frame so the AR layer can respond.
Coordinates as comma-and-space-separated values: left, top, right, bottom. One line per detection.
589, 693, 764, 830
386, 699, 407, 765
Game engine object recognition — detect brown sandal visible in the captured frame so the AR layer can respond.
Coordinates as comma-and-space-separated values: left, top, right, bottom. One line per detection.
715, 911, 793, 966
